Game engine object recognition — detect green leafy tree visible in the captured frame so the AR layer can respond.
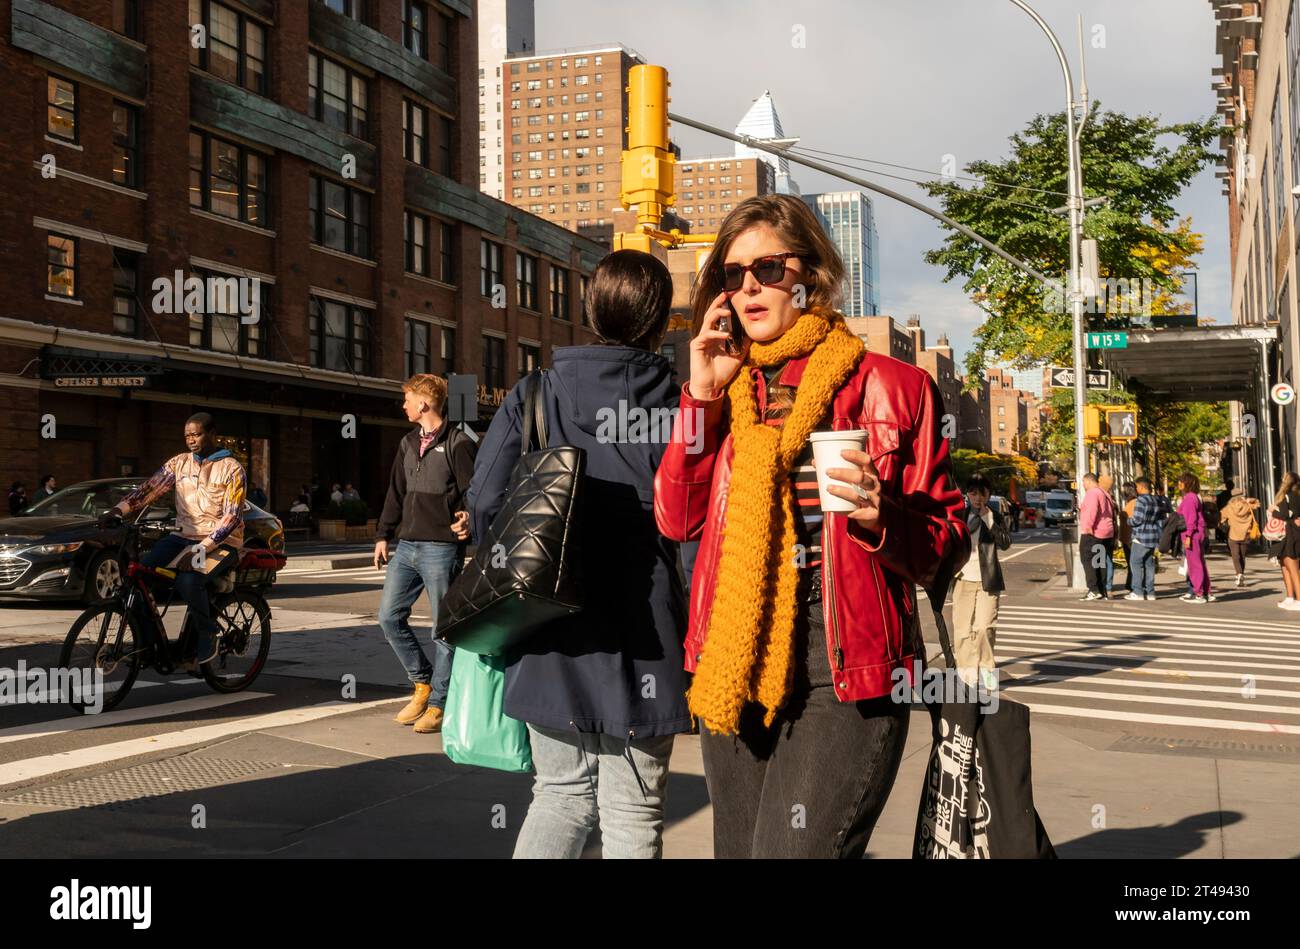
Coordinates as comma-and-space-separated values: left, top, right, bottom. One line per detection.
924, 105, 1219, 476
921, 104, 1217, 376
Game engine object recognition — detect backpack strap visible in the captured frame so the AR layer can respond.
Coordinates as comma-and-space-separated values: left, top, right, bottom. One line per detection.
520, 369, 547, 457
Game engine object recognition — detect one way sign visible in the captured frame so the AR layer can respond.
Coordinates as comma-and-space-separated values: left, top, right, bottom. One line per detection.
1049, 367, 1111, 389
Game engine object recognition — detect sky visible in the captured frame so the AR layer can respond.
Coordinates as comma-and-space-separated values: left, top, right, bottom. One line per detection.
535, 0, 1225, 372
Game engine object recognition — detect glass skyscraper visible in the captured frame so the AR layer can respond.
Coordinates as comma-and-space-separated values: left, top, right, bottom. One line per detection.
803, 192, 880, 316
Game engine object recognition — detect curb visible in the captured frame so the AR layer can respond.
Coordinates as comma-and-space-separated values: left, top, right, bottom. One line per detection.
283, 555, 374, 571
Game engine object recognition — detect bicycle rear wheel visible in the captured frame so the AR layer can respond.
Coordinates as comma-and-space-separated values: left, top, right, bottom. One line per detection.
203, 590, 272, 693
58, 603, 141, 714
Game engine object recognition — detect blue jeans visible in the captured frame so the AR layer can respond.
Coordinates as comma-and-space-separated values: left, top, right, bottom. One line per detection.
513, 724, 675, 859
141, 533, 238, 657
1129, 541, 1156, 596
377, 540, 460, 707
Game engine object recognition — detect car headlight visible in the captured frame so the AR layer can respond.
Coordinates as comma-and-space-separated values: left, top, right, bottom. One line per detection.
25, 542, 84, 556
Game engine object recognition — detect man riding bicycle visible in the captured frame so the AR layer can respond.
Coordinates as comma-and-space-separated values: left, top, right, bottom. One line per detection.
100, 412, 246, 670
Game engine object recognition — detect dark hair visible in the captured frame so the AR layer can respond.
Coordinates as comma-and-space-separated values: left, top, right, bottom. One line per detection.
964, 473, 992, 495
1135, 477, 1152, 490
1177, 471, 1201, 495
689, 194, 846, 334
585, 249, 672, 350
9, 482, 22, 492
1224, 479, 1234, 489
40, 474, 54, 488
186, 412, 216, 433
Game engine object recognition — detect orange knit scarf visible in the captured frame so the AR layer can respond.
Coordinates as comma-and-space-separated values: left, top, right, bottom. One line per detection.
687, 308, 865, 735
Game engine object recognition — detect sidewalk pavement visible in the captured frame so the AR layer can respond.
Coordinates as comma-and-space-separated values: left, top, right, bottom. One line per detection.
7, 561, 1294, 859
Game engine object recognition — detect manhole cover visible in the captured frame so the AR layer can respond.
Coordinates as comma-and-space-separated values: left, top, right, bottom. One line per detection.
0, 756, 285, 810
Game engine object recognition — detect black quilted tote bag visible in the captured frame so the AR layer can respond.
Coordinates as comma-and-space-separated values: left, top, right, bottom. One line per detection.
436, 370, 585, 655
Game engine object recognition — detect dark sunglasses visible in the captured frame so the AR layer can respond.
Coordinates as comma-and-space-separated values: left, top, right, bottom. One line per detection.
720, 252, 800, 292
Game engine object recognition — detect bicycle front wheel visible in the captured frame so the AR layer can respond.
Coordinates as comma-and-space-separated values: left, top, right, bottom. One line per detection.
203, 590, 272, 693
58, 602, 141, 714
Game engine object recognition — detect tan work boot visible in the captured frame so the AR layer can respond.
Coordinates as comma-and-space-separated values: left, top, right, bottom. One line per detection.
394, 683, 433, 725
412, 706, 444, 734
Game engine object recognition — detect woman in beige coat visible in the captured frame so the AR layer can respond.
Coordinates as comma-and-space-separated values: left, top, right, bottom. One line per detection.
1222, 488, 1260, 588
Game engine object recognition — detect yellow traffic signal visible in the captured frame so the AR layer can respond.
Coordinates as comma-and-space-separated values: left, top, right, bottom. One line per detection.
1084, 405, 1103, 441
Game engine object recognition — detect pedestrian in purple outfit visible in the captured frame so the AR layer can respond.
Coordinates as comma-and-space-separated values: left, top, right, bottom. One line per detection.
1177, 471, 1215, 603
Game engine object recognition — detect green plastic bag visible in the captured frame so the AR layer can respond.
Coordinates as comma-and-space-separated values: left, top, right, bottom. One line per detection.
441, 648, 533, 773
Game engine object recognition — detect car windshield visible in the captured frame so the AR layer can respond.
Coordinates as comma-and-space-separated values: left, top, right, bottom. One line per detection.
20, 483, 141, 518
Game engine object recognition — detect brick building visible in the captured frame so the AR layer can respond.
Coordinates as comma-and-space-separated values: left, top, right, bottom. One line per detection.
671, 155, 774, 234
914, 330, 961, 452
844, 315, 915, 364
0, 0, 604, 512
500, 43, 639, 231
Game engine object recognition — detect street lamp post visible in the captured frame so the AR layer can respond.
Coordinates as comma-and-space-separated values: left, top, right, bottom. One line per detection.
1007, 0, 1091, 590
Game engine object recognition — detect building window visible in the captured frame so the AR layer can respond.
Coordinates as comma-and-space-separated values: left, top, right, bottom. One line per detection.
112, 101, 140, 187
405, 318, 432, 377
189, 130, 270, 226
440, 222, 455, 283
434, 10, 452, 72
308, 52, 368, 140
482, 335, 505, 390
190, 0, 267, 94
440, 325, 456, 374
405, 210, 429, 276
403, 99, 428, 165
323, 0, 366, 21
46, 75, 77, 143
309, 175, 371, 258
309, 297, 370, 374
46, 234, 76, 298
518, 342, 540, 379
403, 0, 427, 59
439, 115, 453, 175
550, 265, 569, 320
112, 251, 139, 335
516, 253, 538, 310
481, 239, 503, 297
188, 271, 266, 356
112, 0, 141, 39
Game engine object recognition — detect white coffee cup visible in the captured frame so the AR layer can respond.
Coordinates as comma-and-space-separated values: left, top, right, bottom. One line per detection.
809, 429, 869, 514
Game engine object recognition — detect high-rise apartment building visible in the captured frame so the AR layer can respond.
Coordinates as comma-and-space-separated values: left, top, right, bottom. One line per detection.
477, 0, 535, 200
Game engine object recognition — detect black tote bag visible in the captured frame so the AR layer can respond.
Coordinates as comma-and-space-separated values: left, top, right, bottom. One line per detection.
913, 698, 1056, 859
436, 370, 586, 656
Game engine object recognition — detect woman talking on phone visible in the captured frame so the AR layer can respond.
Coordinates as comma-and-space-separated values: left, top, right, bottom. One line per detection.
654, 194, 969, 858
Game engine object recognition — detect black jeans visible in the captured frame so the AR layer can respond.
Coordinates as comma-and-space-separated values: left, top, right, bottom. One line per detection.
699, 597, 911, 858
1079, 533, 1113, 595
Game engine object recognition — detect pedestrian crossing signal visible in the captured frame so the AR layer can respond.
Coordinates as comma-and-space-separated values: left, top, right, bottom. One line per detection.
1106, 408, 1138, 440
1083, 405, 1138, 442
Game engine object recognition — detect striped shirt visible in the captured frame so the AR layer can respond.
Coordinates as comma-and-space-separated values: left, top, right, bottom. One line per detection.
761, 364, 829, 569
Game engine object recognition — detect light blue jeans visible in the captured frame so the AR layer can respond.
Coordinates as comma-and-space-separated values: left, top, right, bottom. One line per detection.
513, 724, 675, 859
377, 540, 460, 708
1129, 541, 1156, 596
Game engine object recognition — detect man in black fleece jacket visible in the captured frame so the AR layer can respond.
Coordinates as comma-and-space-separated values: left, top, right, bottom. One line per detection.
374, 374, 477, 734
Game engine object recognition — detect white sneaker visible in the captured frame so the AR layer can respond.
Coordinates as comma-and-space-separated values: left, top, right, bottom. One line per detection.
1124, 592, 1144, 601
1235, 574, 1245, 588
1179, 593, 1198, 602
1080, 592, 1102, 601
1145, 594, 1157, 601
1285, 601, 1300, 611
1204, 594, 1219, 603
1280, 598, 1295, 609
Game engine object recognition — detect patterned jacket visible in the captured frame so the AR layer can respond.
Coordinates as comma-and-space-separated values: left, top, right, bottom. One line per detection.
120, 449, 246, 549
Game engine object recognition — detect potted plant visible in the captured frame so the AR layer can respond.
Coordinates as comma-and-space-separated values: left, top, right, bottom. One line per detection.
318, 501, 347, 541
342, 499, 371, 541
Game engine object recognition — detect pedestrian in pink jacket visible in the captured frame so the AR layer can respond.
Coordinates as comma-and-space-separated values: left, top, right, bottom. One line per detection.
1078, 472, 1116, 600
1177, 471, 1215, 602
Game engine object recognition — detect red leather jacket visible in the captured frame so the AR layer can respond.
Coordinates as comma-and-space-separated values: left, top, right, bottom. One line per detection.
654, 351, 970, 703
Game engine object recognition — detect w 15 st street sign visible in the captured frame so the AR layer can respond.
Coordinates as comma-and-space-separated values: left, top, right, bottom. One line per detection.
1049, 367, 1111, 389
1086, 331, 1128, 349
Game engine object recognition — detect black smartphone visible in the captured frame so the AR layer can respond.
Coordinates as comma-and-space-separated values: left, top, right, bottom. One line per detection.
720, 300, 744, 356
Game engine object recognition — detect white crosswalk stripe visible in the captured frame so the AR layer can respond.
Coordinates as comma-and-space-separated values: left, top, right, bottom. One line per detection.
986, 603, 1300, 734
